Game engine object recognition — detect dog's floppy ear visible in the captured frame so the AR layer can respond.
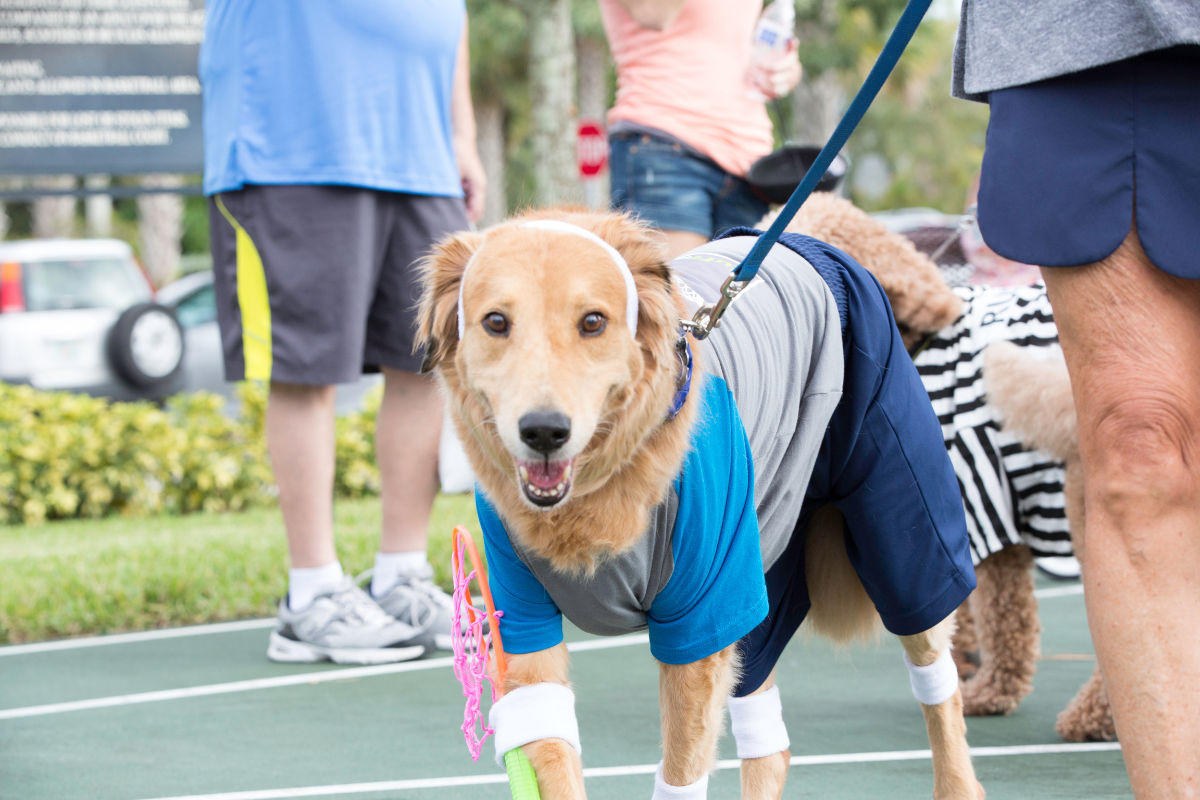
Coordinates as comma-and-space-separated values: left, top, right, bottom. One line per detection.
416, 230, 483, 374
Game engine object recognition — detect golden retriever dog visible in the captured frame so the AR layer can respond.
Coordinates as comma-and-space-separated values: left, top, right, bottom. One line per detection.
418, 208, 984, 799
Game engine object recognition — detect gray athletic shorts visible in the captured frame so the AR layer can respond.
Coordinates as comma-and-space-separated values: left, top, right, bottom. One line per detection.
208, 184, 468, 384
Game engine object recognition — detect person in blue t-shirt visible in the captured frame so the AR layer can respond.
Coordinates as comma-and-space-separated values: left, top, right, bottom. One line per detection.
200, 0, 486, 664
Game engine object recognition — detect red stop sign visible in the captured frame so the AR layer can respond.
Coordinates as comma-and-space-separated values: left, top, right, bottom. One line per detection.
577, 120, 608, 179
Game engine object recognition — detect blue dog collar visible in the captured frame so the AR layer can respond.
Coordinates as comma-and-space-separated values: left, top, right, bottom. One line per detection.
665, 338, 693, 421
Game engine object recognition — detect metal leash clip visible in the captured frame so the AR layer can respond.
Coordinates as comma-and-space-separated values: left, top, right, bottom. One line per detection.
678, 271, 750, 340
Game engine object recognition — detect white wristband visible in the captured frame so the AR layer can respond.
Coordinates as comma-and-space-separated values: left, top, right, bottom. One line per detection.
903, 650, 959, 706
652, 761, 709, 800
488, 682, 581, 766
727, 685, 790, 759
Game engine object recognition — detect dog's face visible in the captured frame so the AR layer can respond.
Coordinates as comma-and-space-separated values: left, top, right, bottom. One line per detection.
419, 212, 679, 513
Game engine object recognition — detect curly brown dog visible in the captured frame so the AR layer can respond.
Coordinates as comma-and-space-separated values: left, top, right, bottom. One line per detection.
984, 342, 1117, 741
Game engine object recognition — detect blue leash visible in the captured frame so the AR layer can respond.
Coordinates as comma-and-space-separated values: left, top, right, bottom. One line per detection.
684, 0, 933, 338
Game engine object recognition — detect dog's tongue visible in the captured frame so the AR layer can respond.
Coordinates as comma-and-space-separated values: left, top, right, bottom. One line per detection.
521, 459, 571, 489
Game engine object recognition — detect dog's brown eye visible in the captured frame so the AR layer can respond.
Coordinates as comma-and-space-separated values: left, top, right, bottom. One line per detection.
579, 312, 607, 337
483, 313, 509, 336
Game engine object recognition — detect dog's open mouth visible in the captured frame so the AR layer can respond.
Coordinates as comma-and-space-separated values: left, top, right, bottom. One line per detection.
517, 458, 574, 507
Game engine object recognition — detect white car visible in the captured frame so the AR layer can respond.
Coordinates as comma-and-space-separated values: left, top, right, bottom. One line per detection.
0, 238, 186, 401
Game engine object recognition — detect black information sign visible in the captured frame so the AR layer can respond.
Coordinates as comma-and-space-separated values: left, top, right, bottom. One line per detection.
0, 0, 204, 177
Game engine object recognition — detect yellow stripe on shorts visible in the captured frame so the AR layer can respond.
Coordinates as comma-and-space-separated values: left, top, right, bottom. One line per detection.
214, 195, 272, 381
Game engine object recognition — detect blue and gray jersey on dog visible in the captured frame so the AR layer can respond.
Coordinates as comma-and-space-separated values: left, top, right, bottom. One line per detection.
478, 234, 976, 671
478, 237, 843, 665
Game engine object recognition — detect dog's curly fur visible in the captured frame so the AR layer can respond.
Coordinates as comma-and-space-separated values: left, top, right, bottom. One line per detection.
760, 193, 963, 346
767, 194, 1114, 740
984, 342, 1116, 742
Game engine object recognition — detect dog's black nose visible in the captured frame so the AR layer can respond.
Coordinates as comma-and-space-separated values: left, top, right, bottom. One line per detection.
518, 411, 571, 454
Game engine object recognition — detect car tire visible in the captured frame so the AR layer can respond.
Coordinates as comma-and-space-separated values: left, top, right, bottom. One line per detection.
107, 303, 186, 393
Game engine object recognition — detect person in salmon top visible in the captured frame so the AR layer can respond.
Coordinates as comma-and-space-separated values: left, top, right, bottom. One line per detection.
601, 0, 802, 258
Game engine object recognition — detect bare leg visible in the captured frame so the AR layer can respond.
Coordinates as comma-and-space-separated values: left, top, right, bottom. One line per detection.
1042, 230, 1200, 797
960, 546, 1039, 716
376, 367, 443, 554
659, 229, 708, 261
658, 645, 740, 787
267, 382, 337, 568
739, 670, 790, 800
899, 619, 986, 800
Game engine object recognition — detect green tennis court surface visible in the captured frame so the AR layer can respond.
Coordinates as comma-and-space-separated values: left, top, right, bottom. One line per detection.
0, 579, 1130, 799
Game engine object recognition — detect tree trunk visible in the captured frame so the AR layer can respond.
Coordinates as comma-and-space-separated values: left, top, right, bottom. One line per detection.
476, 100, 507, 228
32, 175, 76, 238
526, 0, 580, 206
576, 35, 610, 210
137, 174, 184, 288
790, 69, 844, 146
85, 174, 113, 237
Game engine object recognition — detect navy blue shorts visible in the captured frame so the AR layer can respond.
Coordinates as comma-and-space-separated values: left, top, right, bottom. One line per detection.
609, 133, 769, 239
716, 231, 977, 697
979, 45, 1200, 279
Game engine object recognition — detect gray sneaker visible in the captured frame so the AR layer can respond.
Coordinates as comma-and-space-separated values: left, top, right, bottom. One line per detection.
267, 577, 427, 665
361, 564, 456, 651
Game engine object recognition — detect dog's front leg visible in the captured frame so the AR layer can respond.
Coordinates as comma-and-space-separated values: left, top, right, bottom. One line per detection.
497, 643, 586, 800
657, 644, 740, 798
899, 618, 986, 800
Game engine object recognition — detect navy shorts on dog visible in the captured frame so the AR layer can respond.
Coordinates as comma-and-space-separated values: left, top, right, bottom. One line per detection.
477, 232, 975, 690
979, 45, 1200, 279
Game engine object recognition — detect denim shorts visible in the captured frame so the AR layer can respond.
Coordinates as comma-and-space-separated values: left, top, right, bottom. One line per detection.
609, 133, 769, 239
979, 45, 1200, 278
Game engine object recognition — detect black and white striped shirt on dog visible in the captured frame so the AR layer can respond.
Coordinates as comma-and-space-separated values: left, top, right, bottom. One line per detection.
913, 283, 1069, 564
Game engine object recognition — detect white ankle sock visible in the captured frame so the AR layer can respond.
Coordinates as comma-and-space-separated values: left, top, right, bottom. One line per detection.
371, 550, 429, 597
288, 561, 344, 612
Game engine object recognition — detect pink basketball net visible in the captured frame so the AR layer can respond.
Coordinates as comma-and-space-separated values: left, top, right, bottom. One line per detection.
450, 526, 505, 762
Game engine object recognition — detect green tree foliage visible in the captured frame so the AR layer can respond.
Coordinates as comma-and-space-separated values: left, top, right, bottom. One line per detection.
794, 0, 989, 212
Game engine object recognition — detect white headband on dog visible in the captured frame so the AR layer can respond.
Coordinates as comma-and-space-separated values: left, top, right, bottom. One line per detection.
456, 220, 639, 339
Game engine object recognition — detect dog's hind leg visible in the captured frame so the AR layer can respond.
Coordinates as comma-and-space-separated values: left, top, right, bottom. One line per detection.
960, 545, 1039, 716
658, 644, 740, 796
952, 599, 980, 680
736, 670, 791, 800
899, 617, 986, 800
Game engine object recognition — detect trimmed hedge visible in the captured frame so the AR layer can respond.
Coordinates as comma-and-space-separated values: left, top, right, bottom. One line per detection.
0, 382, 384, 525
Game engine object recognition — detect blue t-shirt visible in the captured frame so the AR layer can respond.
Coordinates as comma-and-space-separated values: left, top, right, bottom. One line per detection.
200, 0, 464, 197
478, 375, 769, 665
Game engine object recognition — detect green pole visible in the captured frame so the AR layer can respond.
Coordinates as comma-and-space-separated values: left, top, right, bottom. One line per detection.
503, 747, 542, 799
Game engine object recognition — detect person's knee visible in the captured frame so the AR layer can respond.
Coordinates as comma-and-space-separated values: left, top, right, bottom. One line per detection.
1088, 391, 1200, 520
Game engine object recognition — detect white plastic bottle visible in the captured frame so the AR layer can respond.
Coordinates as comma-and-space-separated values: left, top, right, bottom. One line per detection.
746, 0, 796, 102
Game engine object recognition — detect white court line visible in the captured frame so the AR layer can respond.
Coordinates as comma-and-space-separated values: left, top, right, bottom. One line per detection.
0, 634, 650, 721
134, 742, 1122, 800
1034, 584, 1084, 599
0, 618, 278, 658
0, 584, 1086, 658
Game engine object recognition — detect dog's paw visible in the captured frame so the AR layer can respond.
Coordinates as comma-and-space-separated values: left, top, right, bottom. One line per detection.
1055, 694, 1117, 742
1056, 666, 1117, 742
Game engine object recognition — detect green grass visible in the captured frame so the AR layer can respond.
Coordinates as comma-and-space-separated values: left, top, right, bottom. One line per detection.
0, 494, 481, 645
